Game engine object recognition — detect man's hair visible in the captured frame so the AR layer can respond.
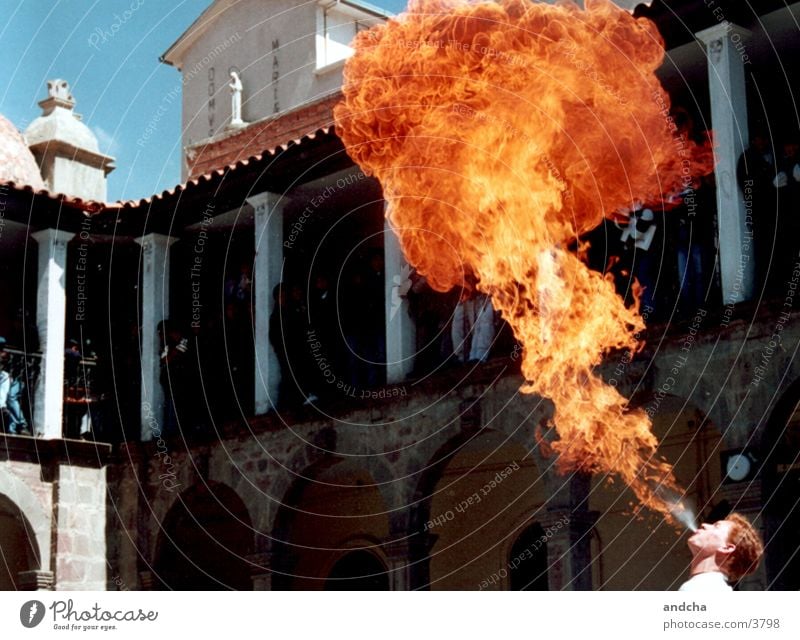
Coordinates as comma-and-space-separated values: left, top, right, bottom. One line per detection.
724, 513, 764, 582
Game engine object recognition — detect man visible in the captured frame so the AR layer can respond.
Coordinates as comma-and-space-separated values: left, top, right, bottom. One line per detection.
679, 513, 764, 591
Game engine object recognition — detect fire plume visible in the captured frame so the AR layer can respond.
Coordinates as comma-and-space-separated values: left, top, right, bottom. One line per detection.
334, 0, 713, 523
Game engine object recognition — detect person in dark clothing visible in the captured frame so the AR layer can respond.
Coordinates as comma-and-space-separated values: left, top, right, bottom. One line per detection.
345, 250, 386, 388
307, 273, 338, 400
158, 321, 202, 437
775, 137, 800, 284
269, 283, 316, 408
675, 173, 718, 315
738, 132, 779, 293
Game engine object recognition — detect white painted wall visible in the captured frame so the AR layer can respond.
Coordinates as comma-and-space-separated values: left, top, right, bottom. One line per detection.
176, 0, 383, 168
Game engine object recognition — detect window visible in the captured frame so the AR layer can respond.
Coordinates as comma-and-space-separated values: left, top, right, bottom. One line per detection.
315, 1, 380, 72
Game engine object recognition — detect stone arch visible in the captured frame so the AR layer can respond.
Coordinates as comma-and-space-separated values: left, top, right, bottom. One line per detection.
0, 494, 40, 589
324, 546, 390, 591
408, 426, 542, 589
271, 457, 390, 590
0, 467, 50, 573
153, 481, 254, 590
268, 430, 398, 534
760, 377, 800, 589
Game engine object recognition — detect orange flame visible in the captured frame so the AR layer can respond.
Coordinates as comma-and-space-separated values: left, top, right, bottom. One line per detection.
334, 0, 713, 523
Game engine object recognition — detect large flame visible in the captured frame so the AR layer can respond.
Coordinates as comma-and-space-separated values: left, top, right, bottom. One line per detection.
334, 0, 713, 522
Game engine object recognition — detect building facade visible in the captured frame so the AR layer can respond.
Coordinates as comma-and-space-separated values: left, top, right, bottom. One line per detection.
1, 0, 799, 591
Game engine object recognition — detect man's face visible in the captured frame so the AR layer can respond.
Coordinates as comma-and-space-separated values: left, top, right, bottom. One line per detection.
688, 520, 734, 557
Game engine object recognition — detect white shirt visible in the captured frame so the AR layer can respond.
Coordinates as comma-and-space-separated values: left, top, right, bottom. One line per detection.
678, 571, 732, 592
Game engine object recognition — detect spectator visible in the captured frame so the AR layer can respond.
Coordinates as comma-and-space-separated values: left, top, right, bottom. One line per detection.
738, 132, 779, 293
308, 273, 338, 400
775, 136, 800, 283
342, 251, 386, 388
0, 336, 31, 435
620, 205, 662, 317
451, 277, 496, 364
406, 271, 459, 375
269, 283, 316, 408
0, 337, 9, 433
675, 173, 718, 315
64, 339, 92, 439
158, 321, 201, 436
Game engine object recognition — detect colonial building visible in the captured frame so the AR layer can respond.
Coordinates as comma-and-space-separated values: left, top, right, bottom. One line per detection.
1, 0, 799, 591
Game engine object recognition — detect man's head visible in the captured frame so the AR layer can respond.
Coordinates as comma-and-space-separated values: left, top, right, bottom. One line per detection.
688, 513, 764, 582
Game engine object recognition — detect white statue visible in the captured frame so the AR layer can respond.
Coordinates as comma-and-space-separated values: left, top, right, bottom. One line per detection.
229, 71, 244, 126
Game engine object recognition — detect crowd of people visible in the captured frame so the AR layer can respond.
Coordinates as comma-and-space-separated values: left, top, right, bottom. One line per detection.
0, 310, 39, 436
269, 250, 387, 408
738, 130, 800, 294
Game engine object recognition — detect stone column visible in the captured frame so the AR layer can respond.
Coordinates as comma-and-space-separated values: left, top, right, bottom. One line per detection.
53, 464, 107, 590
247, 193, 286, 415
384, 539, 411, 590
247, 551, 273, 590
135, 233, 176, 442
31, 229, 74, 438
697, 23, 754, 304
384, 213, 416, 384
540, 508, 596, 591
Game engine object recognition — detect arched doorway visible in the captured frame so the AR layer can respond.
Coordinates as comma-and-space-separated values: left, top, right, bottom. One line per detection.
154, 483, 254, 590
271, 458, 390, 590
509, 522, 548, 590
324, 550, 389, 590
763, 384, 800, 590
0, 494, 40, 590
419, 430, 546, 590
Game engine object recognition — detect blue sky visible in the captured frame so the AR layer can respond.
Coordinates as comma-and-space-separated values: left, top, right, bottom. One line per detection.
0, 0, 407, 202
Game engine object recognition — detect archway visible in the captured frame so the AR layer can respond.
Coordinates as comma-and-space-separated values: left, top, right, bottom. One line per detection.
420, 429, 546, 590
0, 494, 40, 590
324, 550, 389, 590
154, 483, 254, 590
271, 458, 390, 590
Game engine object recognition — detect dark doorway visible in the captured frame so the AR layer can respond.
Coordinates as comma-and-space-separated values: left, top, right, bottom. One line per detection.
0, 495, 39, 590
154, 483, 254, 590
509, 523, 549, 591
324, 550, 389, 591
764, 395, 800, 590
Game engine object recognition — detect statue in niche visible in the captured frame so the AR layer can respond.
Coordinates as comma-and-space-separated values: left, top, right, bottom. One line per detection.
229, 70, 244, 127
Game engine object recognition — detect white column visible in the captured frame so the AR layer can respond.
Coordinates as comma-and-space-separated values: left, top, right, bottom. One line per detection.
384, 212, 416, 383
697, 23, 754, 304
31, 229, 74, 439
135, 233, 176, 441
247, 192, 286, 415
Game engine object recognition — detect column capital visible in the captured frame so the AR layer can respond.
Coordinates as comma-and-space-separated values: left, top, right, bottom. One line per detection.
246, 191, 288, 213
383, 537, 411, 560
696, 22, 752, 46
31, 228, 75, 247
134, 233, 177, 253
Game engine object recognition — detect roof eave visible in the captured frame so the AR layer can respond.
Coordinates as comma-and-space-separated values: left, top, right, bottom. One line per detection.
160, 0, 232, 70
